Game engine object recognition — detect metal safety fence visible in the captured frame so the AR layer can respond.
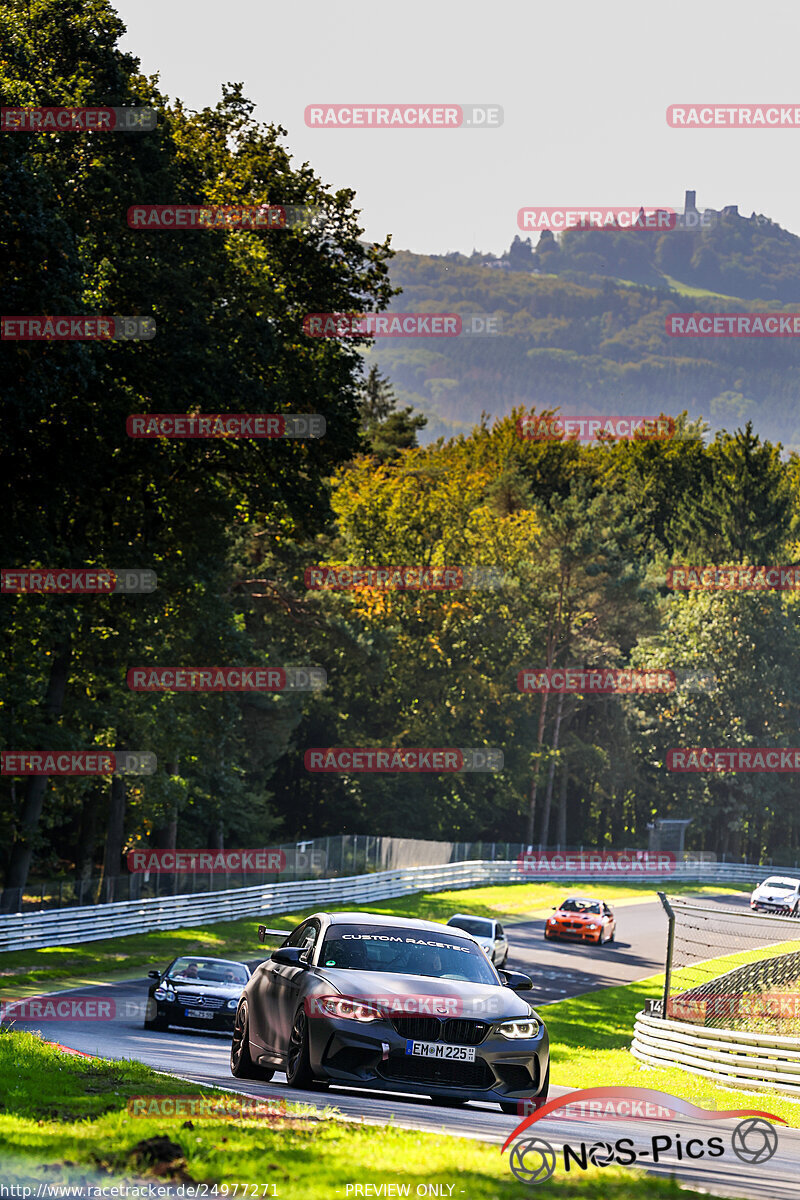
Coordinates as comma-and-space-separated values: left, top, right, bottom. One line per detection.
655, 895, 800, 1036
0, 856, 777, 953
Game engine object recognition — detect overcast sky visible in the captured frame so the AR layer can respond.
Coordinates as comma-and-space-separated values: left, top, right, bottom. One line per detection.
114, 0, 800, 257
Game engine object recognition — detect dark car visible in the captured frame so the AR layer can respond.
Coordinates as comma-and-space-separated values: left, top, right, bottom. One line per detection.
230, 911, 549, 1113
144, 956, 251, 1032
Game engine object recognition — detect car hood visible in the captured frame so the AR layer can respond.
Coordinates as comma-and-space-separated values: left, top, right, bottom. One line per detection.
169, 980, 244, 997
311, 968, 535, 1020
754, 885, 795, 898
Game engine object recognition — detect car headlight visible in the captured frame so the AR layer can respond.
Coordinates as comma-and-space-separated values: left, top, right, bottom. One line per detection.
316, 996, 381, 1022
226, 999, 239, 1010
547, 918, 557, 925
496, 1018, 540, 1039
153, 987, 174, 1001
587, 923, 598, 930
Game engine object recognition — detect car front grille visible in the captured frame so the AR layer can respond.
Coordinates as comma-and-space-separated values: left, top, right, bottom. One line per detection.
176, 994, 226, 1009
379, 1055, 494, 1089
389, 1016, 491, 1046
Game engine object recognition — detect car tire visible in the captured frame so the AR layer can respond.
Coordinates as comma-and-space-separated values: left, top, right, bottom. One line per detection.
499, 951, 508, 968
499, 1100, 521, 1115
231, 1000, 275, 1080
286, 1007, 316, 1089
143, 999, 168, 1031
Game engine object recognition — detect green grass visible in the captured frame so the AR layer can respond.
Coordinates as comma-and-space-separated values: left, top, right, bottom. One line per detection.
659, 274, 746, 301
544, 954, 800, 1125
0, 880, 748, 994
0, 1031, 737, 1198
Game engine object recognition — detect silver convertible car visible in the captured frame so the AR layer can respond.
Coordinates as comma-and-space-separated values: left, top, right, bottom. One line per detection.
230, 911, 549, 1113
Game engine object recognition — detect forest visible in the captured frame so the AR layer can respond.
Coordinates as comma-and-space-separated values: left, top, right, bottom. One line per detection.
2, 0, 800, 910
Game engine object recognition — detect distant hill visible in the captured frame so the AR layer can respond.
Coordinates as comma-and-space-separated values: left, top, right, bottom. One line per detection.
369, 195, 800, 449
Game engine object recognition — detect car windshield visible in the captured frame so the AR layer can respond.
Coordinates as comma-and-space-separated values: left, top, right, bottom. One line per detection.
447, 916, 493, 937
167, 957, 248, 984
559, 899, 601, 914
763, 877, 799, 889
320, 924, 498, 984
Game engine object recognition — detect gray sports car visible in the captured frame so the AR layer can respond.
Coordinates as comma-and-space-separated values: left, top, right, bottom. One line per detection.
231, 911, 549, 1112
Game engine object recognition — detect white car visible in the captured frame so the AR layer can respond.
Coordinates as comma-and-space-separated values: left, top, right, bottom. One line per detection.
750, 875, 800, 915
446, 914, 509, 967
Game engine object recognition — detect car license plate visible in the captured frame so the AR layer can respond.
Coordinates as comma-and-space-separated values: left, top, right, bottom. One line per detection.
186, 1008, 214, 1019
405, 1040, 475, 1061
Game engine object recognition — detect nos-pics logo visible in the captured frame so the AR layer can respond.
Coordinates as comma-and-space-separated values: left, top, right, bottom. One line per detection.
503, 1088, 783, 1184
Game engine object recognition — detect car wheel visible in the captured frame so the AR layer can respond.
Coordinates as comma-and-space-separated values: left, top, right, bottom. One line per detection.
286, 1007, 316, 1088
500, 951, 509, 968
143, 998, 167, 1030
231, 1000, 274, 1080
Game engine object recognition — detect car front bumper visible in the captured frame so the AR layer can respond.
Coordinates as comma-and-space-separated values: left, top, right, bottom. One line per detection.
305, 1014, 549, 1103
152, 999, 236, 1030
546, 924, 601, 941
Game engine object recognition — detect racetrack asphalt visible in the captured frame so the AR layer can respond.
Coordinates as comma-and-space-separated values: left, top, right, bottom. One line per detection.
7, 891, 798, 1199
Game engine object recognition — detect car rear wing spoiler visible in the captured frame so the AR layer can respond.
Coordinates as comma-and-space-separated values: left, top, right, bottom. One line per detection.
258, 924, 289, 944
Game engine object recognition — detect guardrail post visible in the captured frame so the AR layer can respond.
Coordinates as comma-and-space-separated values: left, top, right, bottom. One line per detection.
658, 890, 675, 1020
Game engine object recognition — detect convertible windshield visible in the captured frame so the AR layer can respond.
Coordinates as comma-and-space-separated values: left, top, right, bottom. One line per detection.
321, 924, 498, 985
447, 916, 493, 937
167, 957, 249, 984
559, 899, 601, 914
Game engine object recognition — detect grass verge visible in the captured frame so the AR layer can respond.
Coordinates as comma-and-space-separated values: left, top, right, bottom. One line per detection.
544, 954, 800, 1126
0, 880, 748, 994
0, 1030, 738, 1199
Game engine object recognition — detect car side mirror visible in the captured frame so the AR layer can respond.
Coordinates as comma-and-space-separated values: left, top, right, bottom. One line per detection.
499, 970, 534, 991
147, 970, 161, 979
270, 946, 308, 968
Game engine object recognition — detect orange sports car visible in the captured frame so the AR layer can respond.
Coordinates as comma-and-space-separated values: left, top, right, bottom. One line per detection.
544, 897, 616, 945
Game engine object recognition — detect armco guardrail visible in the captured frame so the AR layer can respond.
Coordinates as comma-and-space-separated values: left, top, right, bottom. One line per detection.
631, 1008, 800, 1096
0, 858, 773, 952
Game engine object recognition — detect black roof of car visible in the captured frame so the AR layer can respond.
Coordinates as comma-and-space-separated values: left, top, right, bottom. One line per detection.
316, 911, 478, 937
